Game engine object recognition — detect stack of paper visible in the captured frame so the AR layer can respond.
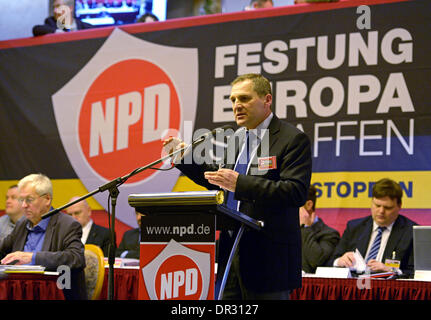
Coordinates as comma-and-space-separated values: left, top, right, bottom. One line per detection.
121, 258, 140, 267
103, 258, 140, 268
0, 265, 45, 273
351, 249, 367, 273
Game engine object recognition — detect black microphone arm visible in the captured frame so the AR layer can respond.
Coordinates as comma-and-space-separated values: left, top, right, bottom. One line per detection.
40, 123, 234, 301
41, 124, 234, 220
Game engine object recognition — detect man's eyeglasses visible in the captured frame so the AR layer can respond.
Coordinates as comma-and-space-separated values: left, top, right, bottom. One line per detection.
18, 194, 46, 204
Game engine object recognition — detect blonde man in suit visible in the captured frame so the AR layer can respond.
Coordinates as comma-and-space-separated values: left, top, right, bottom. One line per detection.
0, 173, 86, 299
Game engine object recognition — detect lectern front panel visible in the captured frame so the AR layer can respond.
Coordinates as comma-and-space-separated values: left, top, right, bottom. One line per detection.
138, 213, 216, 300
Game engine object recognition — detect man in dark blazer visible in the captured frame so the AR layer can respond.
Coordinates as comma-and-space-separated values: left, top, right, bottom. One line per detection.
0, 174, 86, 300
163, 73, 312, 299
116, 211, 142, 259
300, 185, 340, 273
328, 178, 417, 277
65, 197, 110, 257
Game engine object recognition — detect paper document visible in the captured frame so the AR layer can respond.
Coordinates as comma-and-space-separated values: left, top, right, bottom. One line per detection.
351, 249, 367, 273
0, 265, 45, 273
121, 258, 140, 267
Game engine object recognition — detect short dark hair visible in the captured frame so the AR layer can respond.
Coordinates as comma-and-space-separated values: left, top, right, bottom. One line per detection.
372, 178, 403, 205
307, 185, 317, 211
231, 73, 272, 97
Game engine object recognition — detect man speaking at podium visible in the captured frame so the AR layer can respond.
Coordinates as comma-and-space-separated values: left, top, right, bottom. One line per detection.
163, 73, 312, 299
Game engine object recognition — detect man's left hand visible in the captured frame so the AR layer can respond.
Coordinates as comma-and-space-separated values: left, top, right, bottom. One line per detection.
1, 251, 33, 265
204, 169, 239, 192
367, 259, 391, 272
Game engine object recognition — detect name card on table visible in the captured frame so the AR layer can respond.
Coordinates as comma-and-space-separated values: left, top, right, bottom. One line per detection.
414, 270, 431, 281
315, 267, 352, 279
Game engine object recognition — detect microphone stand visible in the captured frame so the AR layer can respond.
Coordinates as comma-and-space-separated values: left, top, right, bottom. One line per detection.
41, 138, 201, 300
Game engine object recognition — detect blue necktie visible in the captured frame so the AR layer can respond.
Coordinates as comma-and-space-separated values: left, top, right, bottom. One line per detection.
366, 226, 386, 262
226, 131, 251, 211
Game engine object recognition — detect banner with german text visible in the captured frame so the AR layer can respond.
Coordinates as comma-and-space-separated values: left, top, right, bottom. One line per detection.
0, 0, 430, 232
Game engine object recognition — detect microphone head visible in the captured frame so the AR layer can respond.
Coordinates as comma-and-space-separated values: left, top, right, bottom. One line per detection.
193, 125, 236, 144
211, 124, 235, 134
190, 124, 236, 153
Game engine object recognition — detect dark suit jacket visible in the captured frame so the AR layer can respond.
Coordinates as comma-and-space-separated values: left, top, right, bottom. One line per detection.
0, 212, 87, 299
32, 16, 93, 36
301, 218, 340, 273
328, 214, 417, 276
86, 223, 110, 257
116, 228, 140, 259
177, 115, 312, 292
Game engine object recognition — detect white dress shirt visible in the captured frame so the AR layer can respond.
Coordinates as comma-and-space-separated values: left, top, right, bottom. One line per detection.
364, 221, 394, 262
81, 219, 93, 244
333, 221, 395, 267
240, 112, 274, 175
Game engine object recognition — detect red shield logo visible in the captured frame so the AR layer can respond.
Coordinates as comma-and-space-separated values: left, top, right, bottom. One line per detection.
52, 29, 198, 227
78, 59, 181, 183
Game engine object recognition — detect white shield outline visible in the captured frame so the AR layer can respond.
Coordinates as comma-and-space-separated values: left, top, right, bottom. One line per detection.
52, 28, 198, 227
141, 239, 211, 300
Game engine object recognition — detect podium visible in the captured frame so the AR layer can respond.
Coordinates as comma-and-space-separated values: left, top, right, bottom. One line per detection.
128, 190, 263, 300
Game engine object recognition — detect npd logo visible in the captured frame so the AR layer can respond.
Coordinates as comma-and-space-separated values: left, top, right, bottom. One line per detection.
141, 240, 211, 300
78, 59, 180, 183
155, 255, 203, 300
52, 28, 198, 227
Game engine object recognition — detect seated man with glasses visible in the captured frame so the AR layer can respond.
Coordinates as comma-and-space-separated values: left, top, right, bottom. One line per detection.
0, 173, 87, 300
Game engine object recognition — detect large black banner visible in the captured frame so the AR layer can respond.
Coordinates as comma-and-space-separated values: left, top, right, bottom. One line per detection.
0, 0, 430, 227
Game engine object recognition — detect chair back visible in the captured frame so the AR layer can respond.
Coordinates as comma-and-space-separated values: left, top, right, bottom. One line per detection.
84, 244, 105, 300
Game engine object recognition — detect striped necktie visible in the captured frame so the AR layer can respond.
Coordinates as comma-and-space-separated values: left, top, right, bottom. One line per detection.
366, 226, 386, 262
226, 131, 251, 211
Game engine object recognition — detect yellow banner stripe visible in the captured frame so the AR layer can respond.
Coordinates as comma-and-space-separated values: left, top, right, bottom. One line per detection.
311, 171, 431, 209
1, 171, 429, 210
0, 179, 104, 210
0, 176, 207, 210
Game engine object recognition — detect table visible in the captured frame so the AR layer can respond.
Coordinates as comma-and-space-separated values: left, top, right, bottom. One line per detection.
0, 272, 65, 300
0, 268, 139, 300
290, 277, 431, 300
2, 269, 430, 300
100, 270, 431, 300
100, 267, 139, 300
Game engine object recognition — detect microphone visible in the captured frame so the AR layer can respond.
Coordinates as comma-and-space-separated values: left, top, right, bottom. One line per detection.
42, 126, 235, 220
168, 124, 234, 165
191, 124, 235, 146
